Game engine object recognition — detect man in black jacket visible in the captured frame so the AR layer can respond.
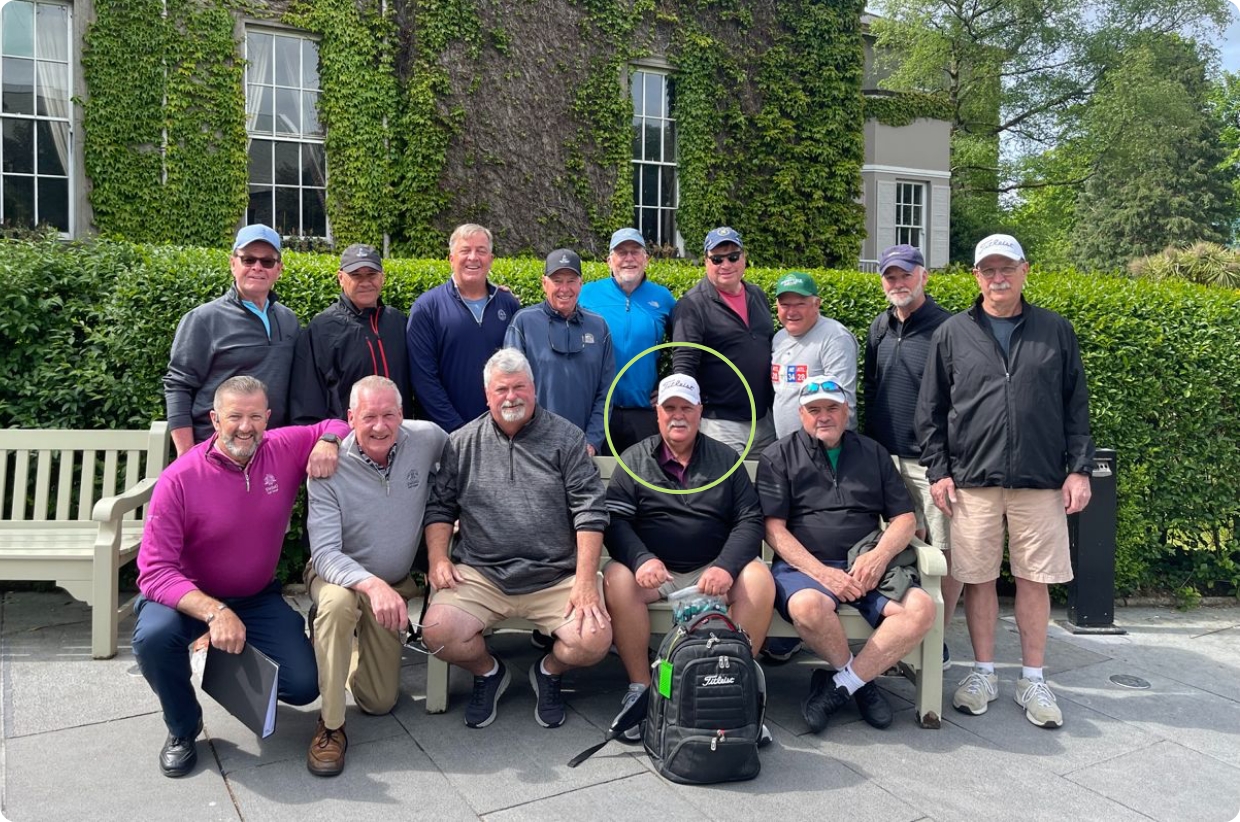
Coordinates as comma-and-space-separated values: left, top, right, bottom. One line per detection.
671, 227, 776, 455
603, 373, 774, 741
290, 244, 414, 424
916, 233, 1094, 729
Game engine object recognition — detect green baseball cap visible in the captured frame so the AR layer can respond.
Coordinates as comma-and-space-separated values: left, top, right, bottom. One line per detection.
774, 271, 818, 297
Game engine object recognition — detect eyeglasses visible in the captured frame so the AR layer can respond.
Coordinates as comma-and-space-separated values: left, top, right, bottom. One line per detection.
612, 247, 647, 258
802, 379, 844, 395
235, 255, 280, 269
402, 618, 444, 657
977, 264, 1021, 280
708, 252, 743, 265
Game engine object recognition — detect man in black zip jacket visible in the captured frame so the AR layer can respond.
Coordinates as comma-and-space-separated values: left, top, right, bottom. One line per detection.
915, 234, 1094, 730
671, 227, 777, 455
290, 244, 414, 424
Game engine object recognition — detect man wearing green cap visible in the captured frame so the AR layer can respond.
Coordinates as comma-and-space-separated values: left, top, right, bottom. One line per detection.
770, 271, 859, 439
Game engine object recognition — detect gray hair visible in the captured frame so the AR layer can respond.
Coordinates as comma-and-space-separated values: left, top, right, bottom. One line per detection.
448, 224, 493, 254
349, 375, 402, 412
213, 375, 267, 411
483, 348, 534, 390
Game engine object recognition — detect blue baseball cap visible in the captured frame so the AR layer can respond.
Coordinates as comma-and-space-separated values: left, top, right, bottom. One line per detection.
608, 228, 646, 251
703, 226, 743, 253
878, 244, 924, 274
232, 224, 282, 253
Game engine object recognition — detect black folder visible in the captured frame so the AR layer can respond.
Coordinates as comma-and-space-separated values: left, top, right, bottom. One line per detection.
202, 643, 279, 738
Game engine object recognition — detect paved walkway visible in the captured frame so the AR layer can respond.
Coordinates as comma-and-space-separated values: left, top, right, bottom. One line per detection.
1, 590, 1238, 822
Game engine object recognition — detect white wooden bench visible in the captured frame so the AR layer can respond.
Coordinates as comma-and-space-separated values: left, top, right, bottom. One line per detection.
0, 422, 170, 658
422, 455, 945, 728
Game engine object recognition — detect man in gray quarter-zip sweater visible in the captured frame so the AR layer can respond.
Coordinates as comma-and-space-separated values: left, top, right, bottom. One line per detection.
304, 377, 450, 776
422, 348, 612, 730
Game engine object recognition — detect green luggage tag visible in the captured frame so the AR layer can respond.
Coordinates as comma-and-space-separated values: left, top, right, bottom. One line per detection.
657, 659, 673, 699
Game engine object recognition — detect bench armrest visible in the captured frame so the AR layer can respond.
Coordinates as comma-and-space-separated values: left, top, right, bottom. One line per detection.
92, 478, 158, 523
910, 536, 947, 578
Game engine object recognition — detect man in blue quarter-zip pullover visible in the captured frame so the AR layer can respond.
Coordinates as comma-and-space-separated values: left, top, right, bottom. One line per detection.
406, 224, 520, 431
579, 228, 674, 455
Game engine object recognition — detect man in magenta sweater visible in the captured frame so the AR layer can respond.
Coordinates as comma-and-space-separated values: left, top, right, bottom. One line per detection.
133, 375, 349, 778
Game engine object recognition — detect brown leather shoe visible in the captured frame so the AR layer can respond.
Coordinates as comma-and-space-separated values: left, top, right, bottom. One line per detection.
307, 717, 347, 777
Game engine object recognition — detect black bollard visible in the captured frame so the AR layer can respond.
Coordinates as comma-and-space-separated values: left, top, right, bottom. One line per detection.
1064, 449, 1126, 634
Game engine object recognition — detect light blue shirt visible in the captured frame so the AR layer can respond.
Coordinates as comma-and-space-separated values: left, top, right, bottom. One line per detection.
578, 276, 674, 409
241, 299, 271, 338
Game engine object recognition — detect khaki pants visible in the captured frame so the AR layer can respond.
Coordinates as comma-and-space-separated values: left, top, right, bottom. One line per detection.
307, 568, 421, 730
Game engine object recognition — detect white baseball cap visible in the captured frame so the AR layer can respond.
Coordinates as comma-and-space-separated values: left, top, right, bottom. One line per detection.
657, 375, 701, 406
974, 234, 1025, 265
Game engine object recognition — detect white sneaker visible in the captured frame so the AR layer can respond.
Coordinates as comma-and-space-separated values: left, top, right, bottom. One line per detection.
1014, 677, 1063, 728
952, 668, 998, 715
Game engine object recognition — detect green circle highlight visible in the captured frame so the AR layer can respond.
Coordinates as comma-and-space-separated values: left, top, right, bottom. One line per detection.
603, 341, 757, 496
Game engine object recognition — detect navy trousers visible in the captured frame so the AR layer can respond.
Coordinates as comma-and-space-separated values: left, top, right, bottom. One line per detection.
132, 580, 318, 737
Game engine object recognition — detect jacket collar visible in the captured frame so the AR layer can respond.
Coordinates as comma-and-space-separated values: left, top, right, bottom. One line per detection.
227, 284, 281, 308
337, 293, 384, 317
538, 300, 583, 323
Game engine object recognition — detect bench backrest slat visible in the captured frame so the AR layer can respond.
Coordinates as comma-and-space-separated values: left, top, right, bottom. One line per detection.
55, 451, 75, 520
10, 450, 30, 520
77, 450, 97, 520
0, 450, 7, 519
101, 451, 119, 501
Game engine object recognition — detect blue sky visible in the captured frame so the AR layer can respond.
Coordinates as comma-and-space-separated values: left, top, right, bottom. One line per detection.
1221, 5, 1240, 72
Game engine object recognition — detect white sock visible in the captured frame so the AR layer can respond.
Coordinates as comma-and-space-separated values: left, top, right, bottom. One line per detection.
975, 661, 995, 675
629, 682, 648, 693
482, 658, 499, 677
540, 656, 555, 676
832, 657, 866, 695
1022, 666, 1044, 682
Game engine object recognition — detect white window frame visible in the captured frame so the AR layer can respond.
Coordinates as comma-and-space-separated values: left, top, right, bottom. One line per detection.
629, 66, 677, 248
243, 27, 327, 239
894, 180, 925, 251
0, 0, 74, 235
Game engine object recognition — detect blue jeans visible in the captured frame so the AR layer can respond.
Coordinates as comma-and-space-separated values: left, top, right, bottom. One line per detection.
132, 579, 318, 737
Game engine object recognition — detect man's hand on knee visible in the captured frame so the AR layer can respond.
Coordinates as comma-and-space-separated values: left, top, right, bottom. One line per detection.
355, 576, 409, 633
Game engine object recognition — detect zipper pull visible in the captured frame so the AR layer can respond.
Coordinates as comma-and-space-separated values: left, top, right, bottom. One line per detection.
243, 467, 250, 492
384, 477, 390, 497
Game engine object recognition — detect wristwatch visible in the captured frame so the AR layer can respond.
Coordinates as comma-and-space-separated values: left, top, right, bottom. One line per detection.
318, 433, 341, 445
204, 603, 229, 625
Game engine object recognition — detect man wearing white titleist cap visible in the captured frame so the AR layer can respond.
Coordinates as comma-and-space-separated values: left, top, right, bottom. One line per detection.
916, 233, 1094, 729
603, 373, 774, 742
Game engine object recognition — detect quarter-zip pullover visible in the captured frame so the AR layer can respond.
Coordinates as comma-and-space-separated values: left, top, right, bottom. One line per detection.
578, 275, 674, 409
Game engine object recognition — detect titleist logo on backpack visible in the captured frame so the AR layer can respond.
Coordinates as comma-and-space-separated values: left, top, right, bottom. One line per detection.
702, 674, 737, 686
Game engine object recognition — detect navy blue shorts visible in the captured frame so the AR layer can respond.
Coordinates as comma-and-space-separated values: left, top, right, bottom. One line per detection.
772, 560, 891, 629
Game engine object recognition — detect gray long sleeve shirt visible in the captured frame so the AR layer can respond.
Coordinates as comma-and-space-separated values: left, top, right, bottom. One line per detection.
425, 408, 609, 594
307, 420, 450, 587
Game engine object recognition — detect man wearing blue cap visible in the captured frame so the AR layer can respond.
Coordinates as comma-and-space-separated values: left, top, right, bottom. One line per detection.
579, 228, 675, 454
671, 227, 777, 454
164, 224, 302, 457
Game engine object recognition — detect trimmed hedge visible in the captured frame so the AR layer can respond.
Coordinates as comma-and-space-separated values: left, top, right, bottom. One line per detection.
2, 239, 1238, 597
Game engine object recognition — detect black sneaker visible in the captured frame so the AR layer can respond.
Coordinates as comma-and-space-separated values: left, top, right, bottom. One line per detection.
854, 681, 894, 729
530, 631, 555, 652
464, 658, 510, 728
801, 670, 849, 734
759, 638, 803, 665
529, 656, 566, 728
159, 718, 203, 778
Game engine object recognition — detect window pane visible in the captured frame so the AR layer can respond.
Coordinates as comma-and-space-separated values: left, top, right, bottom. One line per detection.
660, 166, 675, 208
247, 185, 272, 227
302, 40, 319, 89
631, 117, 641, 160
273, 141, 299, 185
2, 57, 35, 114
38, 176, 67, 230
631, 165, 643, 208
643, 121, 659, 163
663, 120, 675, 165
641, 164, 658, 210
643, 74, 663, 123
2, 2, 35, 58
247, 33, 272, 84
2, 118, 33, 172
659, 208, 675, 246
303, 187, 326, 236
304, 142, 325, 187
35, 60, 69, 117
275, 87, 299, 136
274, 186, 300, 234
248, 84, 272, 134
640, 207, 658, 242
302, 91, 321, 136
35, 3, 69, 62
36, 119, 66, 175
630, 72, 643, 115
664, 78, 675, 118
274, 35, 299, 87
248, 138, 272, 185
2, 174, 34, 225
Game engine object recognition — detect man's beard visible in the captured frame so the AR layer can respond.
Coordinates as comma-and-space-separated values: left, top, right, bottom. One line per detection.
500, 401, 528, 423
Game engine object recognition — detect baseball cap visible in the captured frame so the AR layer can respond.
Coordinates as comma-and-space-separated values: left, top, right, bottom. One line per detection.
608, 228, 646, 251
703, 226, 744, 253
799, 377, 848, 407
657, 374, 701, 406
339, 243, 383, 274
774, 271, 818, 297
544, 248, 583, 277
232, 224, 281, 253
974, 234, 1025, 265
878, 244, 925, 273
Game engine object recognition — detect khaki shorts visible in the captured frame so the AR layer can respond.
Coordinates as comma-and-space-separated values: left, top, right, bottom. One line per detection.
430, 564, 602, 635
894, 456, 951, 552
656, 564, 711, 599
949, 487, 1073, 584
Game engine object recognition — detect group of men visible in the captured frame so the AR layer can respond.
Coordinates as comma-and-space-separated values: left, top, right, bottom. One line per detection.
134, 219, 1092, 781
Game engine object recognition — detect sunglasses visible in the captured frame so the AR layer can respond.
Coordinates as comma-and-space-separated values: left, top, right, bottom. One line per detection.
708, 252, 743, 265
235, 255, 280, 269
802, 379, 844, 395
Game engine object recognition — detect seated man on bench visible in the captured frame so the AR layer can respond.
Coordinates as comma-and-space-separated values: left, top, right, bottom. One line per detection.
603, 375, 775, 742
757, 377, 935, 734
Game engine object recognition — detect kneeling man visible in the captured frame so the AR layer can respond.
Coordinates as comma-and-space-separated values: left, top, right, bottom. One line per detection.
422, 349, 613, 729
304, 376, 449, 775
604, 375, 775, 740
757, 377, 935, 733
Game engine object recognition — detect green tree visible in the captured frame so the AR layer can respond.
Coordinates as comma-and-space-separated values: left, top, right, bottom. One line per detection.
1208, 70, 1240, 242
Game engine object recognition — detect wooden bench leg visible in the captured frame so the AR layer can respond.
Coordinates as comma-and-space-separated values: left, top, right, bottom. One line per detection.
425, 653, 450, 713
915, 592, 945, 729
90, 528, 121, 660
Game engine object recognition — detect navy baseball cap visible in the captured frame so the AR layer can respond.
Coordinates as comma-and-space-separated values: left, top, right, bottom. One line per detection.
878, 244, 924, 273
545, 248, 583, 277
703, 226, 743, 252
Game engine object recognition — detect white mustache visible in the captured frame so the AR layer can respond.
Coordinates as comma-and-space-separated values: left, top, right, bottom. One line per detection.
667, 421, 689, 430
990, 282, 1011, 292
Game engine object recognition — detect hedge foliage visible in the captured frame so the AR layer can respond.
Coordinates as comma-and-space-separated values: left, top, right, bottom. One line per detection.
2, 239, 1237, 597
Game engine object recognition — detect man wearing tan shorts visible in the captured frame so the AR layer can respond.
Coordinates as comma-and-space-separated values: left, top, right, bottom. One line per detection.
422, 348, 612, 729
916, 234, 1094, 729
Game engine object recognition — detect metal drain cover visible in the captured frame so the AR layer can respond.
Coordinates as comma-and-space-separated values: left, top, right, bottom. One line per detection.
1109, 674, 1150, 689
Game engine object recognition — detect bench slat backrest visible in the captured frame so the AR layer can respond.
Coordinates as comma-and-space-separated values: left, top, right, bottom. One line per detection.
0, 423, 170, 523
